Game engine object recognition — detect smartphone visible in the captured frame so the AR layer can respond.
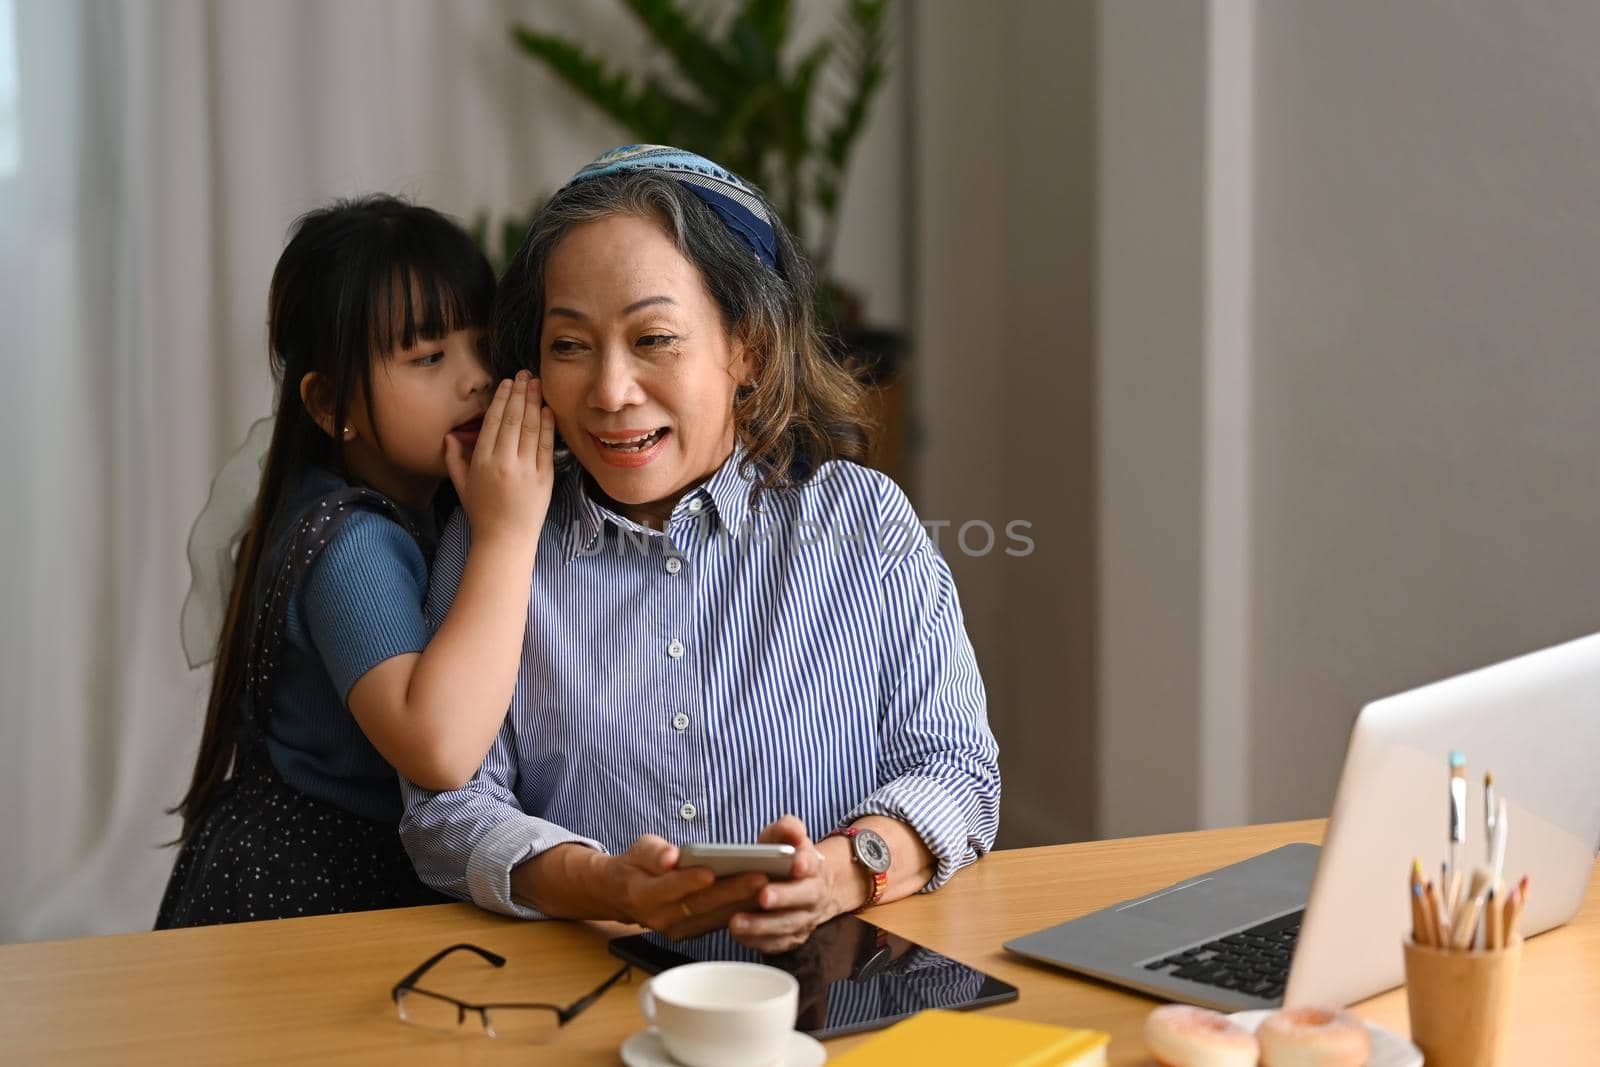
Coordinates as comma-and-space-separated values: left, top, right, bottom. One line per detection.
676, 843, 797, 878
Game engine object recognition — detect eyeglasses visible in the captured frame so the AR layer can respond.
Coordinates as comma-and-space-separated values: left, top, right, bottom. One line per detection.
392, 943, 632, 1042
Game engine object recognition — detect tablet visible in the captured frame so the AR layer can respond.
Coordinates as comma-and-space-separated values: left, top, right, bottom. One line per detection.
608, 912, 1019, 1040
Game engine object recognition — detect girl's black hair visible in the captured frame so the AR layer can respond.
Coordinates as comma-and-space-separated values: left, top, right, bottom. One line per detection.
170, 195, 494, 842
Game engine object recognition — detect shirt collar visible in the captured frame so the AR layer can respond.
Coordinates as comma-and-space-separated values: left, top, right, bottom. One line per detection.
696, 444, 759, 536
556, 446, 762, 564
557, 467, 604, 563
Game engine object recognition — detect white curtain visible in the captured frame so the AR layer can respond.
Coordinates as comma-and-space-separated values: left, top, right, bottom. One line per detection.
0, 0, 643, 942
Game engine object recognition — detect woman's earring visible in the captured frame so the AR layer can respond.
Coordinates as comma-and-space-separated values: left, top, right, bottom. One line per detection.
342, 425, 356, 441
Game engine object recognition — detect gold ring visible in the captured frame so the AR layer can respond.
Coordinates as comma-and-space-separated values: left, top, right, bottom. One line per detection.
680, 902, 694, 918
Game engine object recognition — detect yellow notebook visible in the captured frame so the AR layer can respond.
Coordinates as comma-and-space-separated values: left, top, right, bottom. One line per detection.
828, 1010, 1110, 1066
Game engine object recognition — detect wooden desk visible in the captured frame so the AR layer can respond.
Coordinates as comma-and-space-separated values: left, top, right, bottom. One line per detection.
3, 820, 1596, 1064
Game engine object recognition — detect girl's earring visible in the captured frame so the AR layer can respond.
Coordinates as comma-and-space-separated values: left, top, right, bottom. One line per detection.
341, 425, 356, 441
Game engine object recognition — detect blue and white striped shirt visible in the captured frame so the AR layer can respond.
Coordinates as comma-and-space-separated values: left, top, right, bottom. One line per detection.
398, 449, 1000, 919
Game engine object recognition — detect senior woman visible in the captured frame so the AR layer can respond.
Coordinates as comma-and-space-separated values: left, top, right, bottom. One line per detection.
399, 145, 999, 953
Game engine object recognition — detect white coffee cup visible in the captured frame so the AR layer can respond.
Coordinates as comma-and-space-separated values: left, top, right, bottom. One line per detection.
637, 961, 799, 1067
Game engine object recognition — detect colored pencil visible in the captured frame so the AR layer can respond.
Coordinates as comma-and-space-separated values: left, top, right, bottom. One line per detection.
1410, 860, 1427, 945
1507, 875, 1531, 943
1426, 878, 1448, 949
1451, 869, 1491, 950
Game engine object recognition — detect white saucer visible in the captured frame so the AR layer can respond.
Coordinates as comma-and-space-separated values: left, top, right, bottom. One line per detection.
620, 1027, 827, 1067
1228, 1009, 1421, 1067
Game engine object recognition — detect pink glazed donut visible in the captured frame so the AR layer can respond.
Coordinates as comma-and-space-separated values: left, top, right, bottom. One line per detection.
1257, 1006, 1371, 1067
1144, 1004, 1261, 1067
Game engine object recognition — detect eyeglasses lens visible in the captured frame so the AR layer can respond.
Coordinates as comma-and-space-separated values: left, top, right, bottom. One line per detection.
482, 1006, 560, 1042
396, 988, 465, 1031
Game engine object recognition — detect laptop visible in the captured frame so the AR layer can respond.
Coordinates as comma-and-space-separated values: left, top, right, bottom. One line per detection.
1005, 632, 1600, 1010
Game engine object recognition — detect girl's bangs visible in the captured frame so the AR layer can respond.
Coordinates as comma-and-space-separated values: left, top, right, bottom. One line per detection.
365, 227, 495, 357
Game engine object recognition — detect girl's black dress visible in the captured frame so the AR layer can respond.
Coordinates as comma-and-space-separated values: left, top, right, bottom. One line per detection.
156, 487, 448, 928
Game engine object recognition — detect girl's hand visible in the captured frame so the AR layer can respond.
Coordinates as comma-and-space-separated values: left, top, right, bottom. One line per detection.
604, 835, 769, 941
728, 815, 847, 954
444, 371, 555, 547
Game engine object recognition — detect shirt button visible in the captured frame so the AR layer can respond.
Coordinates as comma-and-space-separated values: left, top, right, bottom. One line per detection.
667, 639, 685, 659
687, 497, 703, 514
665, 557, 683, 575
679, 802, 697, 821
671, 711, 691, 731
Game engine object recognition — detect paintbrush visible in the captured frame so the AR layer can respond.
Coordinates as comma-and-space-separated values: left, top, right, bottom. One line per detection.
1484, 771, 1496, 844
1490, 796, 1509, 885
1448, 750, 1467, 895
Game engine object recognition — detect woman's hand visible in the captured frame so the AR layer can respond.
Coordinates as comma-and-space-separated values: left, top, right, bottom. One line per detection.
444, 371, 555, 547
728, 815, 857, 954
603, 835, 770, 941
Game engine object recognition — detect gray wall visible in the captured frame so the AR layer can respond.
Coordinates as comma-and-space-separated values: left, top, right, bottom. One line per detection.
1095, 0, 1209, 837
914, 0, 1099, 847
1249, 0, 1600, 818
917, 0, 1600, 841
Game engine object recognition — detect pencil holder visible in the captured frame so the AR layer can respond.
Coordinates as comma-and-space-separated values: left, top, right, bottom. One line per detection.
1402, 937, 1521, 1067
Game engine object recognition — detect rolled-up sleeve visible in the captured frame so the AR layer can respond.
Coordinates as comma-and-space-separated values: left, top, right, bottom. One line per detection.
845, 483, 1001, 891
399, 734, 606, 919
397, 509, 606, 919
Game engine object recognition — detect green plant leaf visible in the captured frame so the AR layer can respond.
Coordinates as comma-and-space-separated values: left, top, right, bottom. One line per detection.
727, 0, 789, 81
819, 0, 888, 169
499, 0, 894, 293
501, 215, 528, 275
715, 84, 774, 163
468, 210, 490, 256
809, 0, 890, 273
782, 38, 830, 178
621, 0, 743, 108
814, 174, 837, 217
511, 26, 662, 139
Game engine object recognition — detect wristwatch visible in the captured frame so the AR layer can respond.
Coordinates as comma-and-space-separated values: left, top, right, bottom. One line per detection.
835, 826, 891, 910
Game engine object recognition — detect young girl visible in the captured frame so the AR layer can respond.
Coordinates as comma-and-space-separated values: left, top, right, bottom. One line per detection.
158, 196, 554, 928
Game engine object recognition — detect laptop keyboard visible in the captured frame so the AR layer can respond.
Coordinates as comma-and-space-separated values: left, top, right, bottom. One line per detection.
1140, 909, 1303, 1001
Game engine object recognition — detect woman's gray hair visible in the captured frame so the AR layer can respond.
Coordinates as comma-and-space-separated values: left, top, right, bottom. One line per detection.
492, 170, 872, 489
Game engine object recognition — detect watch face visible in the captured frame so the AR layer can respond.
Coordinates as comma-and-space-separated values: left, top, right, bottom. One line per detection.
854, 828, 891, 873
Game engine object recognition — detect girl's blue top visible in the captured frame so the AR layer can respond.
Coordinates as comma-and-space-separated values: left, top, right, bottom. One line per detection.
256, 468, 433, 824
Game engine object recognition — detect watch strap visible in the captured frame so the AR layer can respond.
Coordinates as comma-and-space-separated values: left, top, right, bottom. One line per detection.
836, 826, 888, 909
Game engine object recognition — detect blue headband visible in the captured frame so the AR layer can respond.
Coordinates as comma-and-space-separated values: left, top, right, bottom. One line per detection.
565, 145, 779, 270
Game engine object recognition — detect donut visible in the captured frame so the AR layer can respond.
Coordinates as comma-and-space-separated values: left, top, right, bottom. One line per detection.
1144, 1004, 1260, 1067
1257, 1006, 1371, 1067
